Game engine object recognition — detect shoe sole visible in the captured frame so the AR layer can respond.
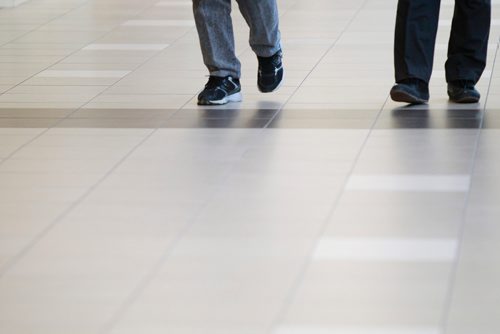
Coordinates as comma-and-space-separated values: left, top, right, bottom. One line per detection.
198, 92, 242, 106
449, 96, 480, 104
390, 90, 428, 104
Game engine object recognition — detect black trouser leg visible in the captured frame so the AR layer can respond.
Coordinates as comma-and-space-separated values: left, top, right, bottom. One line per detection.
394, 0, 441, 83
446, 0, 491, 83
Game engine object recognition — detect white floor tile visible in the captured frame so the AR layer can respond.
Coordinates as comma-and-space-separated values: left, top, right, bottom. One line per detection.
0, 0, 499, 333
122, 20, 195, 27
346, 175, 471, 192
154, 1, 192, 7
313, 237, 458, 262
35, 70, 131, 78
83, 44, 169, 51
275, 327, 441, 334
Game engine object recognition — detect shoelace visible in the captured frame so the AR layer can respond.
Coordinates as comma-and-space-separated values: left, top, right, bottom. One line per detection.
259, 53, 282, 72
205, 76, 239, 92
205, 76, 225, 89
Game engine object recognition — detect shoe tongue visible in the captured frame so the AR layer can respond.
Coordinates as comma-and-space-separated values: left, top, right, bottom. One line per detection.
260, 55, 280, 70
206, 76, 225, 88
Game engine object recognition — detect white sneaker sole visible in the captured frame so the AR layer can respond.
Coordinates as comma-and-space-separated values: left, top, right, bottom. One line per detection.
204, 92, 242, 105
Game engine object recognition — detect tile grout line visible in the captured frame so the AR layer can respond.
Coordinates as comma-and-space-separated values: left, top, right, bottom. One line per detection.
262, 2, 386, 128
264, 2, 395, 334
266, 99, 390, 334
480, 41, 499, 112
24, 1, 311, 314
265, 25, 500, 334
1, 4, 91, 97
0, 1, 91, 49
0, 126, 61, 169
0, 0, 114, 96
94, 0, 309, 314
98, 125, 285, 333
0, 33, 183, 170
440, 39, 500, 334
0, 0, 179, 99
0, 0, 296, 283
0, 126, 155, 279
166, 0, 302, 117
0, 2, 496, 334
0, 17, 198, 279
94, 0, 310, 318
75, 26, 198, 115
94, 3, 315, 328
97, 155, 244, 333
0, 2, 203, 275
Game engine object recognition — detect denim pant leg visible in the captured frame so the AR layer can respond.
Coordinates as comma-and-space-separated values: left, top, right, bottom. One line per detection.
236, 0, 281, 57
192, 0, 241, 78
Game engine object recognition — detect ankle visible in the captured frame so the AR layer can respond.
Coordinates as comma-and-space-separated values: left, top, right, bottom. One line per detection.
449, 79, 475, 88
398, 78, 428, 86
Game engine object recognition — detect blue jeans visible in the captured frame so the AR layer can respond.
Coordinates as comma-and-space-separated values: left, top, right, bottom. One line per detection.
193, 0, 281, 78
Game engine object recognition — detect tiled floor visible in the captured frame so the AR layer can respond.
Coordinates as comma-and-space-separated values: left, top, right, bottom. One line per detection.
1, 0, 500, 333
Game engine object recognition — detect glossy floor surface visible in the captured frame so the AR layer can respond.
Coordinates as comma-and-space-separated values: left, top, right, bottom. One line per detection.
1, 0, 500, 333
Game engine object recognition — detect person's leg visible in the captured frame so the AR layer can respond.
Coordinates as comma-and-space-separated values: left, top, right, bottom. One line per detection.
234, 0, 281, 57
235, 0, 283, 92
446, 0, 491, 83
394, 0, 441, 83
192, 0, 241, 78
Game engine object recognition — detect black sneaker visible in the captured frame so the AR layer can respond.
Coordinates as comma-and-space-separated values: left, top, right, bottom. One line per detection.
390, 78, 430, 104
257, 50, 284, 93
448, 80, 480, 103
197, 76, 242, 106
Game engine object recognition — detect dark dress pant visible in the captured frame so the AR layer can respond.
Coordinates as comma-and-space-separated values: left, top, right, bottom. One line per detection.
394, 0, 491, 84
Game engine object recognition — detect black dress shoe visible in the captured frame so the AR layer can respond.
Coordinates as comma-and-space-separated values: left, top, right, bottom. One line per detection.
447, 80, 480, 103
390, 78, 429, 104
